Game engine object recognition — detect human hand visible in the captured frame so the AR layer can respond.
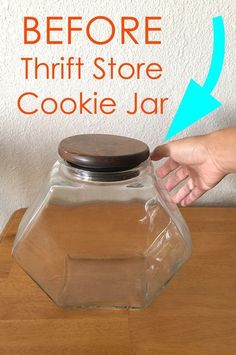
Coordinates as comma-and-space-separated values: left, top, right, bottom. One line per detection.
151, 135, 227, 206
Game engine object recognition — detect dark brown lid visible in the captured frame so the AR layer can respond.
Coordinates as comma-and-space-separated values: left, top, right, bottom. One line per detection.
58, 134, 149, 172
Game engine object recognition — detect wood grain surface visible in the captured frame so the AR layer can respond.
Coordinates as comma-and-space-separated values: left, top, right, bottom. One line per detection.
0, 208, 235, 355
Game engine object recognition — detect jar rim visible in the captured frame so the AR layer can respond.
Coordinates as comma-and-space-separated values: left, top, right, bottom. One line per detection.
58, 158, 151, 182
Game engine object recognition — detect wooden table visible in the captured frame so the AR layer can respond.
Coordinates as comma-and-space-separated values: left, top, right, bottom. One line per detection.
0, 208, 235, 355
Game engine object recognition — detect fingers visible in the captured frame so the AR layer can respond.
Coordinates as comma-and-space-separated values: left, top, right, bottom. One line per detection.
172, 179, 205, 206
151, 139, 186, 161
152, 140, 207, 206
157, 158, 180, 178
151, 144, 170, 161
180, 187, 205, 207
151, 137, 199, 164
172, 182, 193, 205
165, 167, 189, 191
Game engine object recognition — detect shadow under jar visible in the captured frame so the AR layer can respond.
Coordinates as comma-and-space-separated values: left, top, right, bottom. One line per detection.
12, 134, 192, 309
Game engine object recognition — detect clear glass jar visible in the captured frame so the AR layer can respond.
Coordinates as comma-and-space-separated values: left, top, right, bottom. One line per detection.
12, 134, 191, 309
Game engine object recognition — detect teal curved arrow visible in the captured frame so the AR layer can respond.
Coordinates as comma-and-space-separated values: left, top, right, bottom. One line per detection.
165, 16, 225, 142
204, 17, 225, 93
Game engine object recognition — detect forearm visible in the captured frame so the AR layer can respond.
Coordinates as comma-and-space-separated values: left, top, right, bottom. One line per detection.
206, 127, 236, 174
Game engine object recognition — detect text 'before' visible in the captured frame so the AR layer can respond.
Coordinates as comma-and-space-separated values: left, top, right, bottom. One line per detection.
24, 16, 162, 45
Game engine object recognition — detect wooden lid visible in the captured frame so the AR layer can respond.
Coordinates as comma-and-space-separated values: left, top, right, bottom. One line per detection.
58, 134, 149, 172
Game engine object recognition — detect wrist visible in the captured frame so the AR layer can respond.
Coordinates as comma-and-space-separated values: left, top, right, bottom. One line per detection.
205, 128, 236, 174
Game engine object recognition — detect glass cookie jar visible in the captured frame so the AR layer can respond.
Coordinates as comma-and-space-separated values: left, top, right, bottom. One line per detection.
12, 134, 191, 309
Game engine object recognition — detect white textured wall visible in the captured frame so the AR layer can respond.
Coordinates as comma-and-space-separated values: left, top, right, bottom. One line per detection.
0, 0, 236, 231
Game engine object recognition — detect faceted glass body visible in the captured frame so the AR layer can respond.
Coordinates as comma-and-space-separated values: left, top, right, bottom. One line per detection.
12, 159, 191, 308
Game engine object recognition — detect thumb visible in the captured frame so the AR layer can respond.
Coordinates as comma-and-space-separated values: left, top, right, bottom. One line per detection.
151, 143, 171, 161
